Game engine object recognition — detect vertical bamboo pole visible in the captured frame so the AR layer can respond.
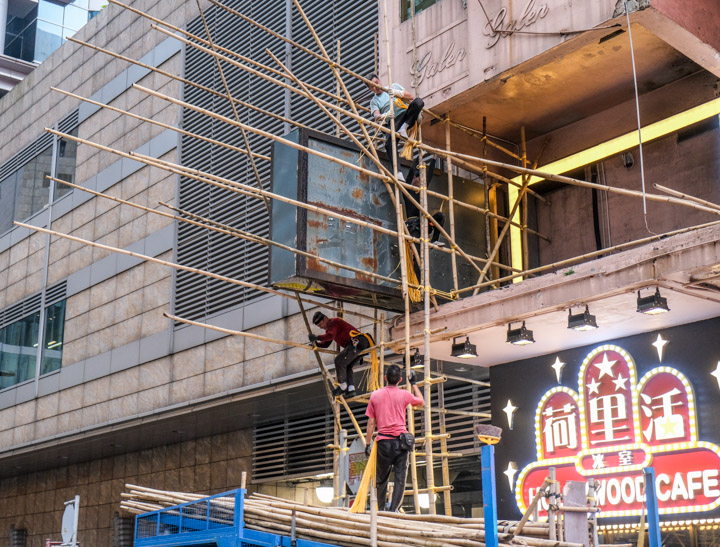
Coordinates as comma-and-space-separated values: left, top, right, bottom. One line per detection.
335, 39, 341, 138
378, 0, 419, 513
446, 122, 459, 292
437, 361, 452, 516
193, 0, 269, 212
521, 126, 529, 273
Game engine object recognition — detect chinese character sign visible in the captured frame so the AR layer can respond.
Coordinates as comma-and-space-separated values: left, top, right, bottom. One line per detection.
516, 345, 720, 518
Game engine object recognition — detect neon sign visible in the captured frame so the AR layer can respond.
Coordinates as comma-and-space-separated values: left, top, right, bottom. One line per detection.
516, 345, 720, 518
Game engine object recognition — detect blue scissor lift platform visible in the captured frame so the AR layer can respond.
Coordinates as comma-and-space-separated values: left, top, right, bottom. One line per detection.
133, 489, 341, 547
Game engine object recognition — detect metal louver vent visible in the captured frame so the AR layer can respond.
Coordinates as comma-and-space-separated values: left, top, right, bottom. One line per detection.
251, 382, 487, 482
175, 0, 377, 323
0, 110, 79, 182
45, 281, 67, 306
0, 282, 67, 328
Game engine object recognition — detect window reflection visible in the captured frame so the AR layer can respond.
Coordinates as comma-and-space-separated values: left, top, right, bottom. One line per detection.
0, 128, 78, 237
400, 0, 439, 22
3, 0, 90, 63
41, 300, 66, 375
0, 312, 40, 390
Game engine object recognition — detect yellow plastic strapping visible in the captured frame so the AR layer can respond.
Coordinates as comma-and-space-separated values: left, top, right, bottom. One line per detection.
405, 241, 422, 303
349, 441, 378, 514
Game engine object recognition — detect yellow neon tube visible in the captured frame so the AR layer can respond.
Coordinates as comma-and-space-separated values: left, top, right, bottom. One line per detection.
508, 96, 720, 277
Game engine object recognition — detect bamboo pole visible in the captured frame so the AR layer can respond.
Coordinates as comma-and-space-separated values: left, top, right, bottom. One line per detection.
67, 36, 317, 137
653, 183, 720, 212
446, 122, 459, 292
108, 0, 351, 108
164, 312, 337, 354
454, 218, 720, 295
521, 126, 529, 274
192, 0, 269, 212
13, 219, 352, 323
429, 407, 492, 419
52, 87, 269, 161
45, 172, 401, 290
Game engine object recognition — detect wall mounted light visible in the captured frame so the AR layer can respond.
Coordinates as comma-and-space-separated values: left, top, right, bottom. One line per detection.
506, 321, 535, 345
451, 336, 477, 358
567, 305, 598, 331
315, 486, 334, 504
637, 288, 669, 315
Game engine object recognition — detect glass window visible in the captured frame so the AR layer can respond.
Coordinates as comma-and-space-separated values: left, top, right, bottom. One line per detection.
401, 0, 439, 22
63, 5, 88, 31
55, 129, 78, 199
72, 0, 90, 9
13, 145, 53, 223
41, 300, 66, 375
0, 172, 18, 235
34, 19, 64, 62
38, 0, 65, 25
0, 312, 40, 390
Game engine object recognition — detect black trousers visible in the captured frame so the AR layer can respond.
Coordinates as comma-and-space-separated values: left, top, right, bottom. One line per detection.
334, 335, 370, 387
384, 97, 425, 159
376, 438, 409, 512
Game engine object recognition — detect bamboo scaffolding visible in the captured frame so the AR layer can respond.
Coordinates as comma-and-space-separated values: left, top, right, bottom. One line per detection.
53, 86, 269, 161
67, 36, 319, 137
653, 183, 720, 212
454, 218, 720, 295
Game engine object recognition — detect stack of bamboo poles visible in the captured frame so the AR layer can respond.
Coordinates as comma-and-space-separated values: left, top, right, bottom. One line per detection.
121, 484, 586, 547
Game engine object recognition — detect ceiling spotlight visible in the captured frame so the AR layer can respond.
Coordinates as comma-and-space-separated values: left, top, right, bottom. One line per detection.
567, 305, 598, 331
451, 336, 477, 359
315, 486, 334, 504
637, 288, 669, 315
411, 348, 424, 369
506, 321, 535, 345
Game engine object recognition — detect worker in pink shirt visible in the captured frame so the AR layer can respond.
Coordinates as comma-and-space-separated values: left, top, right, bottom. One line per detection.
364, 364, 424, 512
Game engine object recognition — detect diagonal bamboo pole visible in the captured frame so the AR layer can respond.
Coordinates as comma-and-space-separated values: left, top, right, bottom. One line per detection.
127, 80, 502, 277
165, 312, 336, 354
13, 220, 350, 316
192, 0, 269, 211
52, 86, 269, 161
67, 36, 318, 137
454, 219, 720, 295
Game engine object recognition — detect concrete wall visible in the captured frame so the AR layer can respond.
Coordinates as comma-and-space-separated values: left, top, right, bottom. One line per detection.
533, 70, 720, 265
383, 0, 617, 108
0, 428, 253, 547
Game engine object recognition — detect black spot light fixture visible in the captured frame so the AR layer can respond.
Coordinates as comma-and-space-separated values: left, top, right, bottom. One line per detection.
567, 305, 598, 331
451, 336, 477, 359
506, 321, 535, 345
637, 288, 670, 315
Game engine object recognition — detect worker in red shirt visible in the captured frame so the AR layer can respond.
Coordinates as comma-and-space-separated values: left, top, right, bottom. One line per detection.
309, 311, 370, 398
364, 364, 424, 512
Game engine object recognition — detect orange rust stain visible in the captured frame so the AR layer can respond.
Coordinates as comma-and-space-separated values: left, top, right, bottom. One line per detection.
352, 188, 364, 200
372, 195, 381, 206
361, 257, 378, 271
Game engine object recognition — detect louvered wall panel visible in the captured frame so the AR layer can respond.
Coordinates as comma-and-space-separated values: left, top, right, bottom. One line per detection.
252, 382, 487, 482
176, 0, 378, 322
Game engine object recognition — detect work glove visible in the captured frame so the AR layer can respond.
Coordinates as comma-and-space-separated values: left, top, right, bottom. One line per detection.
365, 442, 372, 457
390, 88, 403, 97
409, 371, 418, 386
308, 333, 319, 343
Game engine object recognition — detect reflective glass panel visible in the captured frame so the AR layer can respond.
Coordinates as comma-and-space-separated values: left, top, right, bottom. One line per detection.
13, 145, 53, 222
41, 301, 65, 375
55, 129, 78, 199
64, 5, 88, 31
0, 172, 18, 235
401, 0, 439, 22
0, 312, 40, 390
38, 0, 65, 25
34, 19, 64, 62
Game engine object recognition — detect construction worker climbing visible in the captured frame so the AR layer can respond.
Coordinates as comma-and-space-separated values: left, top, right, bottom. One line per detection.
403, 155, 445, 244
309, 311, 373, 398
367, 75, 424, 165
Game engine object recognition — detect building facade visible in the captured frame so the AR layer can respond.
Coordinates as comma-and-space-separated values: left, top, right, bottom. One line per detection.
0, 0, 719, 545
